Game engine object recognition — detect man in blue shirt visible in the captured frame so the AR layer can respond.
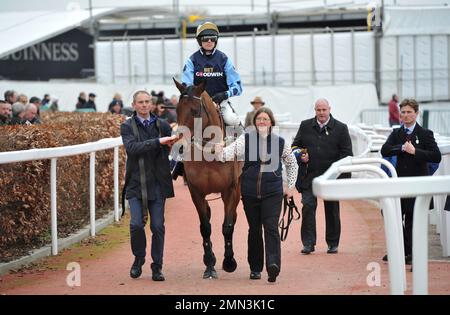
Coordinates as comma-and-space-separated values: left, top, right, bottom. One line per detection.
381, 98, 441, 265
121, 91, 177, 281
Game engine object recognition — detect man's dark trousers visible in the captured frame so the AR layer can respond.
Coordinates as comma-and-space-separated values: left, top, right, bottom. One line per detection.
128, 183, 166, 267
301, 187, 341, 248
401, 197, 415, 256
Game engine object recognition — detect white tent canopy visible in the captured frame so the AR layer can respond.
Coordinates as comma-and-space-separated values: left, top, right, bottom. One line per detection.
0, 8, 115, 59
384, 6, 450, 36
0, 0, 373, 15
1, 0, 448, 15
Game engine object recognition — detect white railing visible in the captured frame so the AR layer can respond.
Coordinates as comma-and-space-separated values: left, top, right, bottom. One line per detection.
279, 123, 377, 158
348, 125, 372, 158
356, 123, 388, 152
281, 121, 450, 257
432, 143, 450, 256
360, 123, 450, 257
0, 137, 123, 255
313, 156, 450, 295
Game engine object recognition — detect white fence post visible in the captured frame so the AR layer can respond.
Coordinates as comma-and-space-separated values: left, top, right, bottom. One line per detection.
90, 152, 96, 237
313, 156, 450, 294
380, 197, 407, 294
51, 158, 58, 255
114, 146, 120, 221
338, 162, 406, 294
413, 195, 433, 295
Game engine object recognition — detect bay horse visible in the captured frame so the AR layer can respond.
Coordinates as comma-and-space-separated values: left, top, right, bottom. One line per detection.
173, 78, 242, 279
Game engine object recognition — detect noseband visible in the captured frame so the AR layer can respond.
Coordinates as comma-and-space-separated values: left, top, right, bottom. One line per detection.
181, 94, 210, 121
180, 94, 222, 152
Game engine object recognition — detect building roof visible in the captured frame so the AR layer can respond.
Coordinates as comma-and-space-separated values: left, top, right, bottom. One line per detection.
384, 6, 450, 36
2, 1, 449, 59
0, 8, 116, 59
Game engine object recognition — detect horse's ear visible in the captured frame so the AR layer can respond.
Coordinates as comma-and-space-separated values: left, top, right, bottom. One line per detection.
173, 78, 186, 93
196, 80, 206, 95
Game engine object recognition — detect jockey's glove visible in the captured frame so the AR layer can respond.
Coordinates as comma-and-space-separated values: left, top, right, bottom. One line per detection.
212, 92, 228, 104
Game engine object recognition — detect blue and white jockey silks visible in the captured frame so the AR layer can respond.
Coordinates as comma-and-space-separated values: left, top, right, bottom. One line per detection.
182, 48, 243, 127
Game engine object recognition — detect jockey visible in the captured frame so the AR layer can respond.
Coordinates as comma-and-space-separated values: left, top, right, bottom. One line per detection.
172, 21, 244, 180
182, 21, 243, 130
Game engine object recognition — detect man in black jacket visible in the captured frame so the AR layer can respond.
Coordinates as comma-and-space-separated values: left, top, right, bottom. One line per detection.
292, 98, 353, 255
86, 93, 97, 111
121, 90, 177, 281
381, 98, 441, 263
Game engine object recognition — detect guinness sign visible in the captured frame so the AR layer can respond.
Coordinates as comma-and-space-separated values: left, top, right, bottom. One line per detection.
0, 29, 94, 80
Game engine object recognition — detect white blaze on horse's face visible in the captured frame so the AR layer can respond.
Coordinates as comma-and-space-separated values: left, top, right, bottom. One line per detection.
133, 93, 154, 118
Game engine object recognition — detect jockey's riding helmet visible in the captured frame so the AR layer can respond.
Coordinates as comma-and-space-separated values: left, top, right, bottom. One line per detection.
196, 22, 219, 47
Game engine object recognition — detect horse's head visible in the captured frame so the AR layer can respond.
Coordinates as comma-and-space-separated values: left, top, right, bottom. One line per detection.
173, 78, 217, 138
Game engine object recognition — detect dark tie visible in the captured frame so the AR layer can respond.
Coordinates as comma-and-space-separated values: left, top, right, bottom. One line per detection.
405, 128, 412, 141
143, 119, 150, 127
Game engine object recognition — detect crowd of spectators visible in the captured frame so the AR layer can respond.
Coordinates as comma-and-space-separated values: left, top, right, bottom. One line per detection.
0, 89, 179, 127
1, 90, 50, 126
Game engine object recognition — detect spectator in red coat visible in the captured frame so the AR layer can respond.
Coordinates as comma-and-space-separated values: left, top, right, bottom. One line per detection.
388, 94, 400, 127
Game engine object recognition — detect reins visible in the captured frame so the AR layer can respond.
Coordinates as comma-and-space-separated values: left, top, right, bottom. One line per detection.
181, 94, 225, 153
279, 196, 301, 241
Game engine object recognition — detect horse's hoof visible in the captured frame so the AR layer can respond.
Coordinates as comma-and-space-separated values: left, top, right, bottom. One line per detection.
203, 268, 218, 279
222, 257, 237, 273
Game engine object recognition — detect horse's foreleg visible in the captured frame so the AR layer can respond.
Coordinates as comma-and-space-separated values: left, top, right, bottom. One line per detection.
221, 188, 239, 273
222, 221, 237, 273
191, 189, 217, 279
200, 204, 217, 278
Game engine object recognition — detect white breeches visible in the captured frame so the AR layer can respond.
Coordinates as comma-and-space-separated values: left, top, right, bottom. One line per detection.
219, 100, 241, 127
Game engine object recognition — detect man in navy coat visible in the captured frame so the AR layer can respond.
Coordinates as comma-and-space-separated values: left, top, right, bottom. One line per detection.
121, 90, 177, 281
381, 98, 441, 263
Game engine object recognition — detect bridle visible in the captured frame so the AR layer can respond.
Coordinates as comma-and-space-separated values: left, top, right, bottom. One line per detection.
181, 94, 210, 121
180, 94, 224, 152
